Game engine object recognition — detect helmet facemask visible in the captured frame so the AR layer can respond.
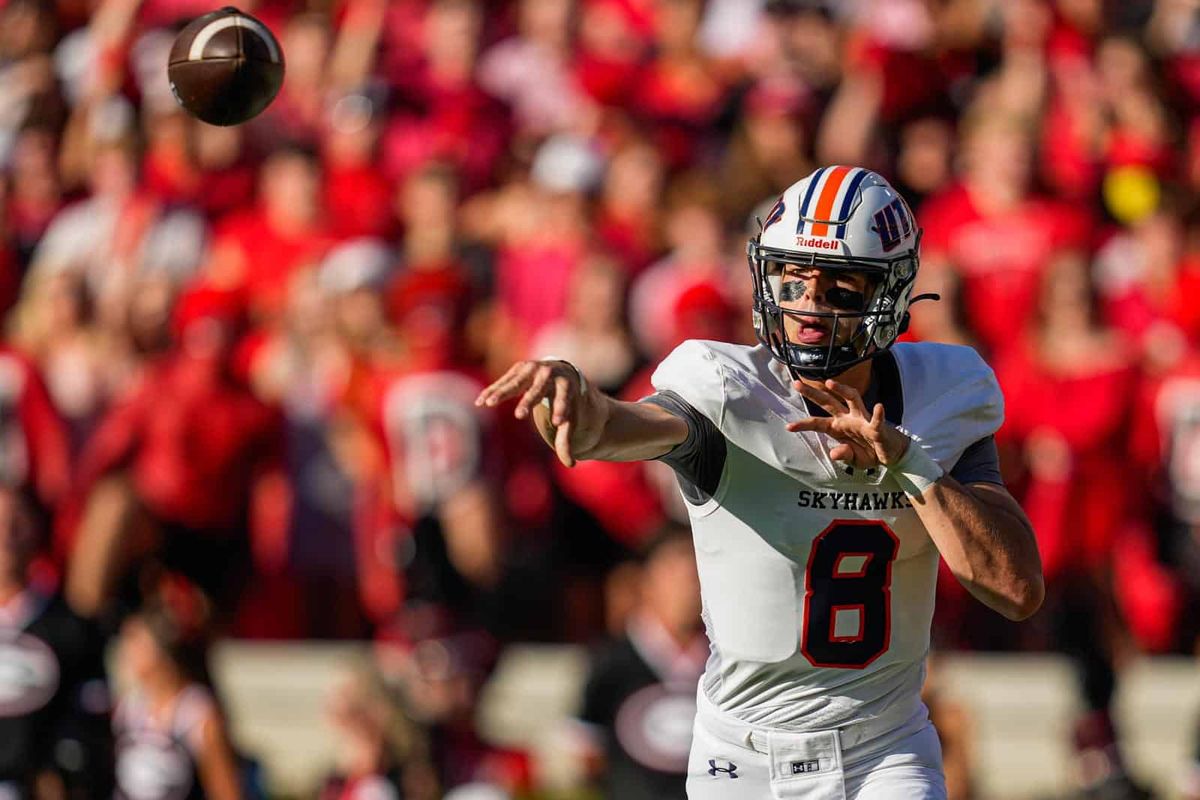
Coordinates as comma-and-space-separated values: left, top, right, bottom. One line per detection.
747, 234, 921, 380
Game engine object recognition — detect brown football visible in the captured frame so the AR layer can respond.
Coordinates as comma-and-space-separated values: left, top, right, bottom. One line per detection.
167, 6, 284, 126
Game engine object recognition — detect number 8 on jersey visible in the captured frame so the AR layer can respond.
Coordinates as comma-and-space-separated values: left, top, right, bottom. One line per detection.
802, 520, 899, 669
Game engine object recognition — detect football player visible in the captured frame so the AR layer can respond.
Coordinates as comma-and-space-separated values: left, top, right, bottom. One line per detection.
477, 167, 1043, 799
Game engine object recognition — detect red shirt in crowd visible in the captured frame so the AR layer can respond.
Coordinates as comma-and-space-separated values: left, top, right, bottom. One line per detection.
142, 149, 256, 221
595, 207, 660, 277
1101, 257, 1200, 349
919, 183, 1092, 357
71, 351, 281, 535
382, 63, 510, 193
322, 163, 395, 241
6, 188, 63, 261
214, 210, 334, 319
1040, 94, 1100, 200
573, 0, 654, 106
629, 58, 727, 170
574, 49, 643, 109
495, 237, 585, 342
994, 340, 1137, 580
846, 33, 953, 124
0, 344, 72, 510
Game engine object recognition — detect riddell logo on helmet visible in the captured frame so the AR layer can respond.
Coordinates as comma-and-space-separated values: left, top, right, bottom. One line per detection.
795, 236, 842, 250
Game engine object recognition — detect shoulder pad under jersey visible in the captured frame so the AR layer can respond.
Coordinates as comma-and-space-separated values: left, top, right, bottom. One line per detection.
891, 342, 1004, 468
649, 339, 730, 428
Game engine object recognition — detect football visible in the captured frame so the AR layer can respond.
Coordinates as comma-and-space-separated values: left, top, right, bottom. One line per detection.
168, 6, 284, 126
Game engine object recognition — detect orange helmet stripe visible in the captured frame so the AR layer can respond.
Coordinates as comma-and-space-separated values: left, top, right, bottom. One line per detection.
808, 165, 852, 237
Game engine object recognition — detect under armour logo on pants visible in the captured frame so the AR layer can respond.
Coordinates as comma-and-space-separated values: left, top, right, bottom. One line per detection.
708, 760, 739, 778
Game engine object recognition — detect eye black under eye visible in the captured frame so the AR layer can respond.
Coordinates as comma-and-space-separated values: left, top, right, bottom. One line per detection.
779, 281, 805, 301
825, 287, 867, 311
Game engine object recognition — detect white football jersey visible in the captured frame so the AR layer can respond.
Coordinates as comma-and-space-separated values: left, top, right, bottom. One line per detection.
650, 339, 1004, 730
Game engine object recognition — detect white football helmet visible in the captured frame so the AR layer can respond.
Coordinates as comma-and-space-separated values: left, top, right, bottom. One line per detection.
748, 166, 928, 378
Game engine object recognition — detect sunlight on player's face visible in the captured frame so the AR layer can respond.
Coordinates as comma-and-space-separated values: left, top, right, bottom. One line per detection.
777, 265, 871, 347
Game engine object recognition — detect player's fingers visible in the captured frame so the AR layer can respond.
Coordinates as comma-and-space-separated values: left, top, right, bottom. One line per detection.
830, 441, 873, 467
786, 417, 830, 433
475, 373, 507, 407
826, 380, 868, 417
829, 443, 854, 462
550, 375, 573, 427
554, 420, 576, 468
477, 361, 535, 407
477, 362, 530, 400
794, 381, 847, 415
870, 403, 885, 429
514, 365, 553, 420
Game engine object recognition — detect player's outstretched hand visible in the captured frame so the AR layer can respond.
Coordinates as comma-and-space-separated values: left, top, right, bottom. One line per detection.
475, 360, 602, 467
786, 379, 911, 469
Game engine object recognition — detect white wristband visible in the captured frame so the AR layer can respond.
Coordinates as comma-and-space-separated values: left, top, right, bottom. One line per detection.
888, 439, 944, 498
538, 356, 588, 409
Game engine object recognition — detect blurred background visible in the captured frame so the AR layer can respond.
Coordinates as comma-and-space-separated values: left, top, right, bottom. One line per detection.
0, 0, 1198, 798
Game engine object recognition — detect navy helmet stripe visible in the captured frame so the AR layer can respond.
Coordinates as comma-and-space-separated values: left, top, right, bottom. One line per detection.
834, 168, 869, 238
763, 197, 786, 231
896, 200, 912, 236
796, 167, 826, 235
878, 201, 897, 242
880, 204, 900, 247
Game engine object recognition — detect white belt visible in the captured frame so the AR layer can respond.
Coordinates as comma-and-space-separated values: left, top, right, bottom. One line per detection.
695, 687, 924, 755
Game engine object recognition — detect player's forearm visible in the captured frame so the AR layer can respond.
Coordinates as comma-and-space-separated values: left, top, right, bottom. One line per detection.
533, 391, 688, 463
911, 477, 1044, 621
580, 395, 690, 462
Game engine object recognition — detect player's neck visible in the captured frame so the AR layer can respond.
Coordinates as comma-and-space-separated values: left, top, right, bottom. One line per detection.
796, 360, 872, 397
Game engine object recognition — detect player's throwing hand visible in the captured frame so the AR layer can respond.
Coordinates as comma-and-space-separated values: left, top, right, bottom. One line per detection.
475, 359, 605, 468
786, 379, 912, 469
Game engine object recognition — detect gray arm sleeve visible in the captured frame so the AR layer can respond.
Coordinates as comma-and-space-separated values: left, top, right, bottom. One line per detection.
948, 435, 1004, 486
639, 390, 727, 504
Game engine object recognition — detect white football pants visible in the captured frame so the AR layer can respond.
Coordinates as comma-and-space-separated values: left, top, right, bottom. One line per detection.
685, 690, 946, 800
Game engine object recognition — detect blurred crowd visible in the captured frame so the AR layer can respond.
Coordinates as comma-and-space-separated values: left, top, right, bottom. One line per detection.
1, 0, 1200, 797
